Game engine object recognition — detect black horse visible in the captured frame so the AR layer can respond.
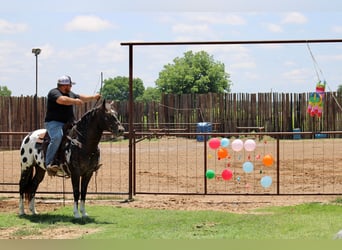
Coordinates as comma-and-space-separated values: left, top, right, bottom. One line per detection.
19, 99, 124, 218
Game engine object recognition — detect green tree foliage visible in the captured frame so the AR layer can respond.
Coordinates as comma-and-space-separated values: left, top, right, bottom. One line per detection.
101, 76, 144, 101
136, 87, 161, 102
0, 86, 11, 96
337, 84, 342, 95
156, 50, 231, 94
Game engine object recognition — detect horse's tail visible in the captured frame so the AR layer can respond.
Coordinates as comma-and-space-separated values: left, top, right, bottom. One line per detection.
19, 165, 34, 203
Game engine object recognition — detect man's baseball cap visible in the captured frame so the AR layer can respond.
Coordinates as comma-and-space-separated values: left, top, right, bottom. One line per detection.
57, 75, 76, 85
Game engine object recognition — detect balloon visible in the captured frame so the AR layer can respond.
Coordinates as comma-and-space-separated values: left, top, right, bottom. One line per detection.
208, 138, 221, 150
262, 154, 274, 167
206, 169, 215, 179
260, 176, 272, 188
220, 138, 230, 147
231, 139, 244, 152
244, 139, 256, 151
221, 169, 233, 181
242, 161, 254, 173
217, 148, 228, 159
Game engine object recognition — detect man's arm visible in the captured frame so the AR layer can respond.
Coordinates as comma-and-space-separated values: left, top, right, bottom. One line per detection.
56, 94, 101, 105
56, 96, 83, 105
79, 93, 101, 102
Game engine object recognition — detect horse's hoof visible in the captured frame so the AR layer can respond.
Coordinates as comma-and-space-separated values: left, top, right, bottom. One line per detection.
74, 213, 81, 219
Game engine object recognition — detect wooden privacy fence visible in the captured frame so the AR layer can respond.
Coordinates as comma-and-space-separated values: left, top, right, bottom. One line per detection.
1, 92, 342, 148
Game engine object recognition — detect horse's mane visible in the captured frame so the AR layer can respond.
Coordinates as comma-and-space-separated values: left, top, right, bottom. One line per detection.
77, 106, 98, 127
71, 105, 101, 141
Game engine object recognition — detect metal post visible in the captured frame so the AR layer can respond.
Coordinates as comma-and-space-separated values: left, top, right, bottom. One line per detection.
128, 45, 134, 201
32, 48, 41, 130
34, 54, 38, 129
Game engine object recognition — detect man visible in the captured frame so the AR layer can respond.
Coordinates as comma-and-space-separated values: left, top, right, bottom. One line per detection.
44, 75, 101, 173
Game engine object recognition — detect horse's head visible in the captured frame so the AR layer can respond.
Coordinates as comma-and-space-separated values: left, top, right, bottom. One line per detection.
98, 99, 125, 136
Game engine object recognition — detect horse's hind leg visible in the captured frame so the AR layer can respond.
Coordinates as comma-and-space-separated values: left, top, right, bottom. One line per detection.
19, 166, 34, 215
19, 195, 25, 216
28, 166, 46, 215
19, 165, 45, 215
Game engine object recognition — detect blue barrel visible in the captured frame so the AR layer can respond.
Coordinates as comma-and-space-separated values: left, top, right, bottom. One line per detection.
293, 128, 301, 140
315, 133, 327, 139
196, 122, 212, 142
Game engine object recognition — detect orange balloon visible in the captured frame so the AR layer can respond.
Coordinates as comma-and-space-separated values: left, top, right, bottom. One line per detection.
217, 148, 228, 159
262, 154, 274, 167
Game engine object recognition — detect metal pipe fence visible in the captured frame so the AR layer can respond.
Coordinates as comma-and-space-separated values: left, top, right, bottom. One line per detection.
0, 131, 341, 199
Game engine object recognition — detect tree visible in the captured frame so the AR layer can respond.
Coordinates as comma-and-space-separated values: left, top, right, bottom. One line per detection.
0, 86, 11, 96
136, 87, 161, 102
101, 76, 144, 101
155, 50, 231, 94
337, 85, 342, 95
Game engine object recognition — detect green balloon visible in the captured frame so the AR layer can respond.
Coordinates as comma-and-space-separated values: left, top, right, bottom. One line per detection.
206, 169, 215, 179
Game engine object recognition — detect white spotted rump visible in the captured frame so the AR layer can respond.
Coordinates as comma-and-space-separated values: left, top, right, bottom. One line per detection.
20, 129, 47, 171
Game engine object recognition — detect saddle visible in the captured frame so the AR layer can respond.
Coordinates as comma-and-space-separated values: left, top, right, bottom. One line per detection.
35, 122, 74, 177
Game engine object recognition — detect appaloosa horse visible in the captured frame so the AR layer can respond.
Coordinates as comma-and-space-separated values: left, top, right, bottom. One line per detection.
19, 99, 124, 218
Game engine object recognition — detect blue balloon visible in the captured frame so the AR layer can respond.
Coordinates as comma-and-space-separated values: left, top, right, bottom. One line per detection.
220, 138, 230, 147
261, 176, 272, 188
242, 161, 254, 173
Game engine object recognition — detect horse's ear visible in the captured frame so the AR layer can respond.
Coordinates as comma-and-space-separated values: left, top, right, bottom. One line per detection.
102, 99, 112, 111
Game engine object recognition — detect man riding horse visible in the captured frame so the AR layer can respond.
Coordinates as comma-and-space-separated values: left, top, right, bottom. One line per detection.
44, 75, 101, 174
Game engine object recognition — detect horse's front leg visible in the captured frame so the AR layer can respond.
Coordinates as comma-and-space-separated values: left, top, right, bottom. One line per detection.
71, 173, 81, 218
79, 173, 93, 218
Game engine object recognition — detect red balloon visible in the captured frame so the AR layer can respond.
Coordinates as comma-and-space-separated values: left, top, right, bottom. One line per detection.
221, 169, 233, 181
208, 138, 221, 150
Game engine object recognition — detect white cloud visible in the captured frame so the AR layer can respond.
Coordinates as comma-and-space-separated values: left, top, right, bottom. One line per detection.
282, 12, 307, 24
191, 13, 246, 25
98, 40, 127, 63
65, 15, 115, 32
332, 25, 342, 33
230, 61, 256, 69
266, 23, 283, 33
0, 19, 28, 33
282, 68, 311, 82
172, 23, 210, 34
318, 53, 342, 62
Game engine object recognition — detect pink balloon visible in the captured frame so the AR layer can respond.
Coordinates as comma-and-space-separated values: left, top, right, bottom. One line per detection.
231, 139, 243, 152
208, 138, 221, 150
244, 139, 256, 151
221, 169, 233, 181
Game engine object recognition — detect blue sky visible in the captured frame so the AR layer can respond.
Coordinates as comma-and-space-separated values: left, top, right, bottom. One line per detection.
1, 0, 342, 96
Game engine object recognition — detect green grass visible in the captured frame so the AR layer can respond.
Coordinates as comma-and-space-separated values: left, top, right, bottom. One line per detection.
0, 202, 341, 239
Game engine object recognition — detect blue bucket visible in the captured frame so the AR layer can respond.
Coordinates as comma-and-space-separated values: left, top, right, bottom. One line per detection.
315, 133, 327, 139
196, 122, 212, 142
293, 128, 301, 140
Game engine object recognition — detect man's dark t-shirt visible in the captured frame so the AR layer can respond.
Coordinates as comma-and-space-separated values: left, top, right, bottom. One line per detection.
44, 88, 80, 123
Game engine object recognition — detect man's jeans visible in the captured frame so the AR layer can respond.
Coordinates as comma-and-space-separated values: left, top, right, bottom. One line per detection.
45, 121, 64, 166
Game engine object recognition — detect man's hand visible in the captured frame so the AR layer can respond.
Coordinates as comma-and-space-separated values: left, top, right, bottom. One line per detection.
74, 98, 84, 105
94, 94, 101, 100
